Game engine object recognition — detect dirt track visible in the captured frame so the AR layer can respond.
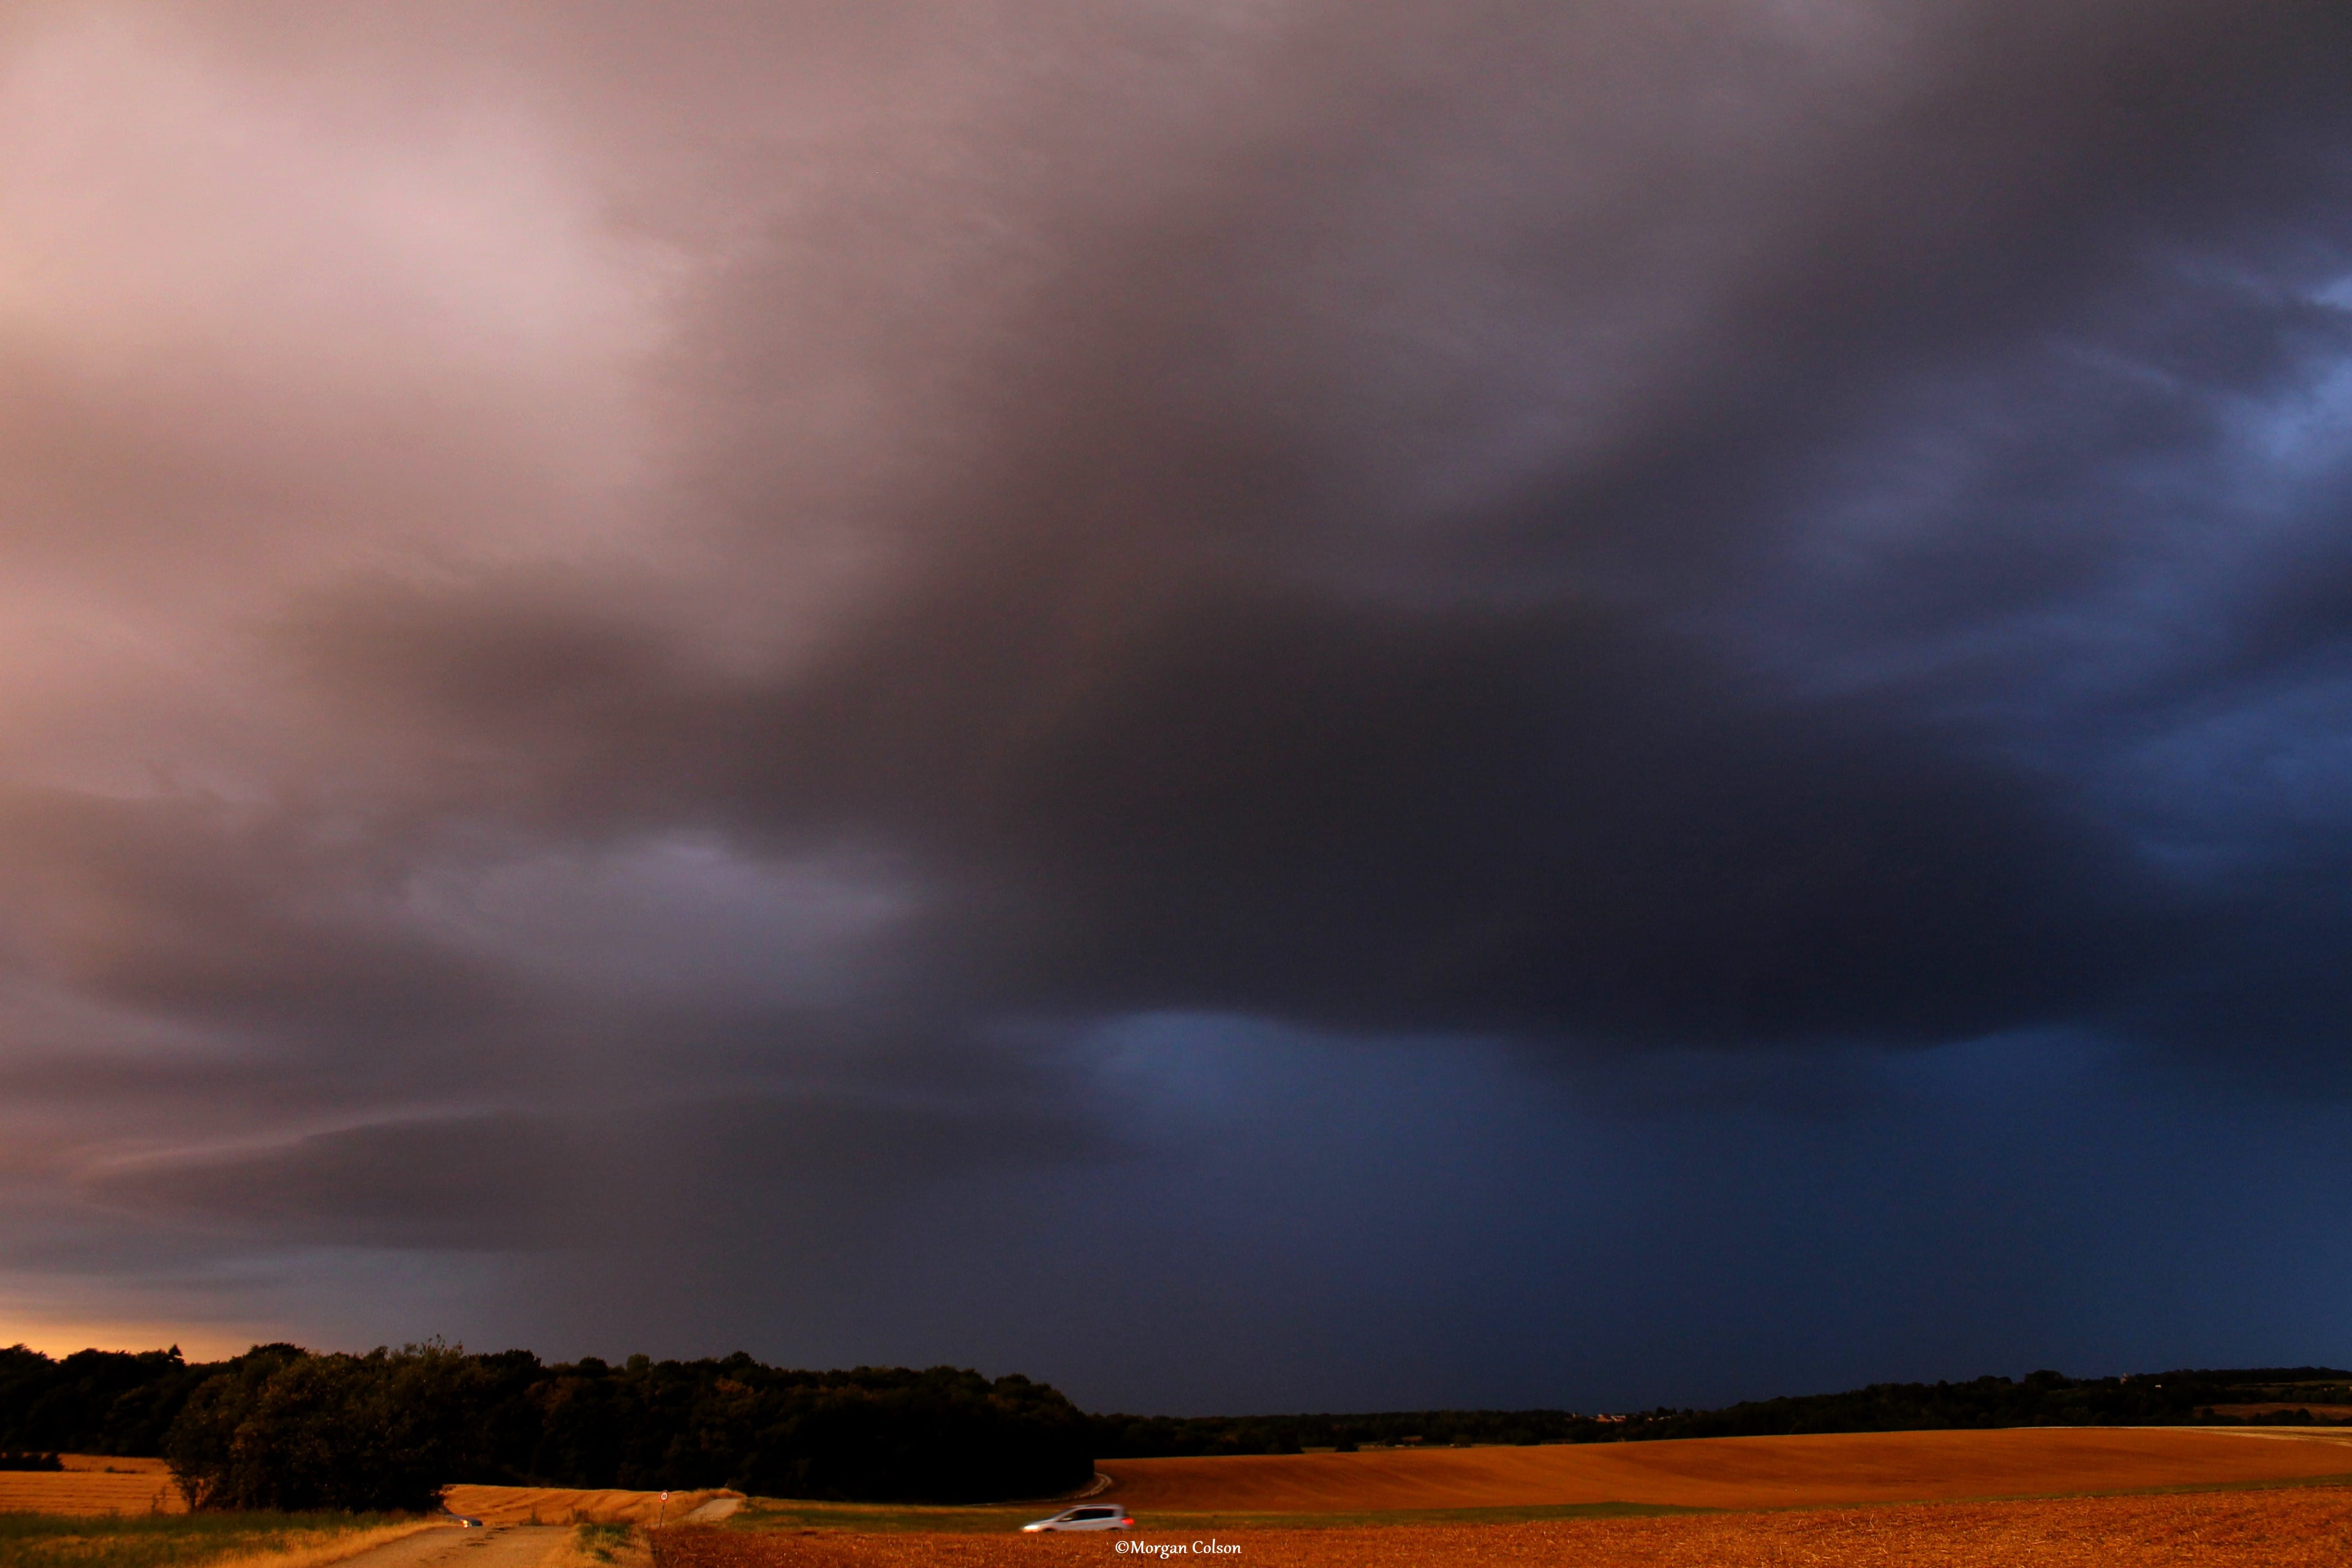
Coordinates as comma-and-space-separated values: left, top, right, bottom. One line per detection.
331, 1526, 563, 1568
1096, 1427, 2352, 1511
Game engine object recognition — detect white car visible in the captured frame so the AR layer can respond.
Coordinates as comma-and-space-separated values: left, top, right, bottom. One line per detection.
1021, 1505, 1133, 1532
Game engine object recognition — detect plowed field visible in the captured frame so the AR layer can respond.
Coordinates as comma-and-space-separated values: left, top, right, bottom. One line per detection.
654, 1485, 2352, 1565
1097, 1427, 2352, 1511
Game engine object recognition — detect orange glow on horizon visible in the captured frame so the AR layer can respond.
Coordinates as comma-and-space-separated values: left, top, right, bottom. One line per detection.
0, 1319, 274, 1363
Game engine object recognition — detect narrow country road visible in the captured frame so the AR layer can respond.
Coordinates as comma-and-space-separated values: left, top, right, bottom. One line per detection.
337, 1525, 567, 1568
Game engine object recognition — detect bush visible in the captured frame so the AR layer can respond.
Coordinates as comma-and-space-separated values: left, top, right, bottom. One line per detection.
574, 1522, 633, 1563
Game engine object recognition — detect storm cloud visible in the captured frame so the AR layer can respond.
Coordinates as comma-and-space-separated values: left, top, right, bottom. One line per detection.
1, 0, 2349, 1406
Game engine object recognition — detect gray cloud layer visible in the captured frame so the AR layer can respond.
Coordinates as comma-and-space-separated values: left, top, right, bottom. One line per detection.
2, 0, 2349, 1398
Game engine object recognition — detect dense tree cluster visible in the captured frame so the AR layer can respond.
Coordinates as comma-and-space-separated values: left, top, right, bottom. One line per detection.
2, 1343, 1091, 1509
165, 1343, 487, 1512
0, 1345, 217, 1456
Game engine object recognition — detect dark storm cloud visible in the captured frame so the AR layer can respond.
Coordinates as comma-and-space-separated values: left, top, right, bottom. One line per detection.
265, 0, 2352, 1064
290, 573, 2143, 1047
6, 0, 2352, 1376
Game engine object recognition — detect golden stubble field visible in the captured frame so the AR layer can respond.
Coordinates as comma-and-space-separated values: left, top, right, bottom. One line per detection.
0, 1455, 180, 1516
660, 1487, 2352, 1566
660, 1427, 2352, 1567
1093, 1425, 2352, 1511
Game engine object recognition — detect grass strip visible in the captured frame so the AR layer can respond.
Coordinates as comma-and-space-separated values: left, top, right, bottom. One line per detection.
0, 1512, 421, 1568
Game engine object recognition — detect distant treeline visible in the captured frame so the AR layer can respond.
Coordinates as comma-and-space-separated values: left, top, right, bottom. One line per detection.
1, 1343, 1091, 1509
8, 1343, 2346, 1505
1086, 1367, 2352, 1456
1603, 1367, 2352, 1442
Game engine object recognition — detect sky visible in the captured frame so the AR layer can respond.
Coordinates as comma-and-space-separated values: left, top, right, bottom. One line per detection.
1, 0, 2350, 1417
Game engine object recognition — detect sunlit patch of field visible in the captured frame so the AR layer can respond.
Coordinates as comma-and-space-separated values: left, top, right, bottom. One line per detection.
0, 1511, 429, 1568
655, 1486, 2352, 1565
0, 1460, 181, 1517
1096, 1426, 2352, 1512
440, 1489, 734, 1528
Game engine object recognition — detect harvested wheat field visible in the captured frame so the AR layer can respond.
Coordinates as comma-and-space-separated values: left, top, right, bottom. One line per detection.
0, 1457, 181, 1516
1097, 1426, 2352, 1512
441, 1487, 738, 1527
655, 1486, 2352, 1566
